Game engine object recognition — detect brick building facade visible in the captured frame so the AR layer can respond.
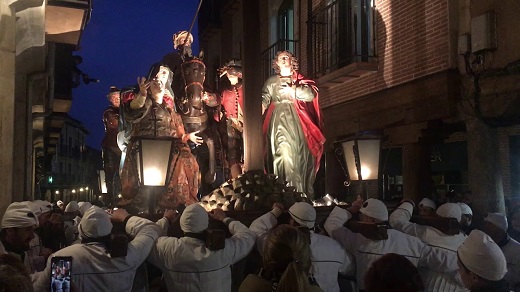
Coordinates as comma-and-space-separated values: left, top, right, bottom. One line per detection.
198, 0, 520, 218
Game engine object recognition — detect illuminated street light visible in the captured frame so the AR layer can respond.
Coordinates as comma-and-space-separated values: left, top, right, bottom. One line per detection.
98, 170, 108, 194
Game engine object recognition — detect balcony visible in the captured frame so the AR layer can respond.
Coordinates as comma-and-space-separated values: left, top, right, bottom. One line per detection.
310, 0, 378, 88
46, 0, 92, 45
260, 39, 299, 81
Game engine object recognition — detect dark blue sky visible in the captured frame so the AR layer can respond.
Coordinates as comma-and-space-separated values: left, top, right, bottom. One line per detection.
70, 1, 200, 149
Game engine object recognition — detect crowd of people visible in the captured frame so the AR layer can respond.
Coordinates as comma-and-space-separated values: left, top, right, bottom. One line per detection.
0, 197, 519, 292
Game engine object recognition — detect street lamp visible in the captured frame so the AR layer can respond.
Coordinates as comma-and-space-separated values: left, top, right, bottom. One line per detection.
135, 137, 175, 214
338, 132, 382, 198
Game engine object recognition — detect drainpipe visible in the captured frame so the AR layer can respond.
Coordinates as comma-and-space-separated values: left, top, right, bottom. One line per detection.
26, 43, 55, 200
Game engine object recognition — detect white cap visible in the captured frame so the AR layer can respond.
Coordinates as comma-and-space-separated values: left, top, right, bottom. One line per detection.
457, 203, 473, 215
78, 206, 112, 239
288, 202, 316, 229
418, 198, 436, 210
180, 204, 208, 233
65, 201, 79, 213
33, 200, 53, 216
360, 198, 388, 221
484, 213, 508, 232
1, 202, 39, 229
78, 202, 93, 217
458, 230, 507, 281
436, 203, 462, 222
56, 200, 64, 207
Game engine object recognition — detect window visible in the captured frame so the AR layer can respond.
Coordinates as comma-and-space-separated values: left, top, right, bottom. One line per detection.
262, 0, 299, 80
311, 0, 376, 78
277, 0, 295, 53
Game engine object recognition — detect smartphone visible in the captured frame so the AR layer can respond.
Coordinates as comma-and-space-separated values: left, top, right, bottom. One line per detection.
50, 256, 72, 292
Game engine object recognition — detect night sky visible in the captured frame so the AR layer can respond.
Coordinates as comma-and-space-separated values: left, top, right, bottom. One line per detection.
70, 1, 200, 149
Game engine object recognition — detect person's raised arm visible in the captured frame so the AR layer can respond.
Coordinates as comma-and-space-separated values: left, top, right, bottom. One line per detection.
389, 201, 427, 239
156, 209, 178, 236
112, 209, 161, 267
130, 77, 149, 109
249, 203, 284, 252
209, 209, 256, 264
324, 198, 362, 254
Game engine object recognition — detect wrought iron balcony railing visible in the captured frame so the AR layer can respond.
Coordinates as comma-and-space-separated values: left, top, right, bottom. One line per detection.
260, 39, 299, 81
310, 0, 377, 78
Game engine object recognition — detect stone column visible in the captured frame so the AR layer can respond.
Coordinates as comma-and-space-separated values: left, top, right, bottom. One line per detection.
402, 142, 432, 202
0, 1, 16, 216
466, 118, 505, 218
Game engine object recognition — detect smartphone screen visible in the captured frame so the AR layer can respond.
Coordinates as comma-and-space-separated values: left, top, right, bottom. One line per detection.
50, 256, 72, 292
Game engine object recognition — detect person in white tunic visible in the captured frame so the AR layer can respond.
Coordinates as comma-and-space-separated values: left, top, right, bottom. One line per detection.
389, 201, 467, 292
0, 202, 39, 272
480, 212, 520, 291
32, 206, 161, 292
63, 201, 80, 245
418, 198, 436, 216
457, 230, 509, 291
458, 202, 474, 235
147, 204, 256, 292
249, 202, 355, 292
26, 200, 53, 272
324, 198, 460, 292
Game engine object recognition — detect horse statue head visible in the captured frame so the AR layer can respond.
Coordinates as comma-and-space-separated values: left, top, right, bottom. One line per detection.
176, 51, 206, 117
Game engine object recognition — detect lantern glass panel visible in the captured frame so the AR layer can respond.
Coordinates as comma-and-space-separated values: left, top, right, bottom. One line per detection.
139, 139, 172, 186
341, 140, 358, 180
341, 138, 381, 180
357, 139, 380, 180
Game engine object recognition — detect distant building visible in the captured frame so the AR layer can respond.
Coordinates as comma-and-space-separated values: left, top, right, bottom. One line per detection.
40, 115, 102, 204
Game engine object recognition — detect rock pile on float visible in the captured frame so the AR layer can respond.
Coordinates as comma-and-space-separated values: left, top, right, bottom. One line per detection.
200, 170, 310, 211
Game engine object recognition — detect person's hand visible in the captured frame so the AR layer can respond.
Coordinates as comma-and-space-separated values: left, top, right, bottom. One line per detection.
272, 203, 284, 211
163, 209, 179, 222
348, 196, 364, 214
208, 208, 227, 222
188, 130, 203, 145
137, 77, 150, 96
279, 82, 296, 98
111, 208, 130, 223
229, 118, 243, 132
